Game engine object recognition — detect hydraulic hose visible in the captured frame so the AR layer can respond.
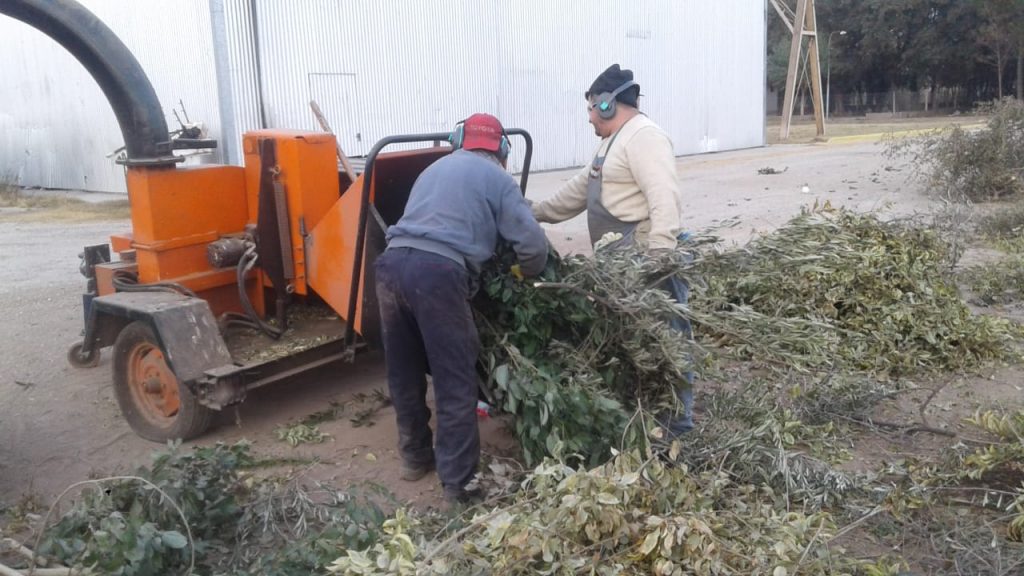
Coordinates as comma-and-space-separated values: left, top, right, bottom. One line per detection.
236, 240, 284, 339
112, 272, 198, 298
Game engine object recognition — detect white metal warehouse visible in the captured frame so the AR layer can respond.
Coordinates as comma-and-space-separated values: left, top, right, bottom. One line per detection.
0, 1, 766, 194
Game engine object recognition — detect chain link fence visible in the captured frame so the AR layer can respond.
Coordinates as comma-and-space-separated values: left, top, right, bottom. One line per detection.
769, 87, 1000, 119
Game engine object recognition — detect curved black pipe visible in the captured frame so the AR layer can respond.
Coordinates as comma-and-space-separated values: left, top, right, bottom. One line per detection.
0, 0, 178, 166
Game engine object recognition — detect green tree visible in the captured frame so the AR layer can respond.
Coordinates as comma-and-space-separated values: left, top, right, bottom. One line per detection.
977, 0, 1024, 99
766, 0, 1024, 113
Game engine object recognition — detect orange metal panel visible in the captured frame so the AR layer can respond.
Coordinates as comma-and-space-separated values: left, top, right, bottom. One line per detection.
135, 241, 214, 282
306, 146, 451, 336
242, 135, 263, 225
126, 165, 247, 246
194, 277, 264, 319
110, 232, 133, 253
96, 259, 262, 318
96, 261, 138, 296
306, 171, 366, 327
242, 130, 340, 296
122, 164, 254, 316
135, 231, 220, 252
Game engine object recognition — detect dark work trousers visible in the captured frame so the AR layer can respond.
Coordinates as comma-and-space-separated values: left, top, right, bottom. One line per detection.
374, 247, 481, 492
662, 274, 695, 434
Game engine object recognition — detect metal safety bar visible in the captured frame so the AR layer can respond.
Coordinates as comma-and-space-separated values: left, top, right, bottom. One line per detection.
342, 128, 534, 350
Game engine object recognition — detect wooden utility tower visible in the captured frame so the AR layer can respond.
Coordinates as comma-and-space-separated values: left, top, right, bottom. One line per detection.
771, 0, 826, 140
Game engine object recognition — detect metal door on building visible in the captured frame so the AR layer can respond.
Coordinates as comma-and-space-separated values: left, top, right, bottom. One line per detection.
308, 73, 363, 156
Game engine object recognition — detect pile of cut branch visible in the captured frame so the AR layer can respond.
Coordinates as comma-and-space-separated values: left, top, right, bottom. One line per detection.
473, 207, 1020, 467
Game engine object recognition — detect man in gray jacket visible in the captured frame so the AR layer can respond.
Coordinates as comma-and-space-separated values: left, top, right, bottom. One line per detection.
375, 113, 548, 504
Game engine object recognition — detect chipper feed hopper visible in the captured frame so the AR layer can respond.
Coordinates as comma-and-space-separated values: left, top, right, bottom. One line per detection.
1, 0, 532, 442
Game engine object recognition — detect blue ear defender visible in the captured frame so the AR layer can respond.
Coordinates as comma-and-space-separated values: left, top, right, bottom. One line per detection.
449, 123, 465, 149
498, 132, 511, 159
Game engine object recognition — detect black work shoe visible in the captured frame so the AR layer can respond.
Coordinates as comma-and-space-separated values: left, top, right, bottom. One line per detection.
399, 460, 435, 482
443, 486, 484, 505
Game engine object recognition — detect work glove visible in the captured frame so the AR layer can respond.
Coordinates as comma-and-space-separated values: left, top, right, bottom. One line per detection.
648, 247, 695, 270
509, 264, 525, 281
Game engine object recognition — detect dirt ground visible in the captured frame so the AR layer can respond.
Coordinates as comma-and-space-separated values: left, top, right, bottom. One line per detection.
0, 115, 1019, 517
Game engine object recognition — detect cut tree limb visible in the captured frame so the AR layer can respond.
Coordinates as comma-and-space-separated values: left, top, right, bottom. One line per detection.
852, 415, 956, 437
1, 538, 47, 566
0, 563, 89, 576
917, 382, 948, 429
309, 100, 356, 178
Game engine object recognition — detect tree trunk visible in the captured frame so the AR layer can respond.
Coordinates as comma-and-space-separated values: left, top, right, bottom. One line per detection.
997, 52, 1005, 100
1017, 44, 1023, 100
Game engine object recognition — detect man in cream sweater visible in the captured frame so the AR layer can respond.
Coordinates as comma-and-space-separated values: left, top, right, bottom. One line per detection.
531, 64, 694, 435
531, 64, 683, 251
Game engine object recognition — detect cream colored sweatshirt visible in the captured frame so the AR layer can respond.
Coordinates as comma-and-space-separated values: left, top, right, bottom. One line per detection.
531, 114, 682, 250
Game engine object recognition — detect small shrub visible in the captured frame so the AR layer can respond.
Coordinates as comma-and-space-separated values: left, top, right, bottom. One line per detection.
38, 442, 250, 574
36, 442, 391, 575
887, 98, 1024, 202
962, 256, 1024, 305
978, 204, 1024, 240
0, 172, 20, 203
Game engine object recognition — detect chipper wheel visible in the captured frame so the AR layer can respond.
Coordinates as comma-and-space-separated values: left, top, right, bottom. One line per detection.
112, 321, 213, 442
67, 342, 100, 368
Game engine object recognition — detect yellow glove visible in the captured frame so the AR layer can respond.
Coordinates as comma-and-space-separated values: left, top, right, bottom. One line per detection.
510, 264, 524, 281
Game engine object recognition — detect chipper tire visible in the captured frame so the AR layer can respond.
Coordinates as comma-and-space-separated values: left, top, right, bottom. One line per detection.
112, 321, 213, 442
67, 342, 100, 368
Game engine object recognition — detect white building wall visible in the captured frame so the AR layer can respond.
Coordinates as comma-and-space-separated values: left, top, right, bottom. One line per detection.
247, 0, 767, 173
0, 0, 766, 193
0, 0, 225, 193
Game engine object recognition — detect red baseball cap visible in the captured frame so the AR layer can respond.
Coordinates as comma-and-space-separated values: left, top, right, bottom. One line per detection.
461, 113, 505, 153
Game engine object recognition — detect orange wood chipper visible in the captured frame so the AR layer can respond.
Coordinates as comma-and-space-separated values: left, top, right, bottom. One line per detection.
2, 0, 533, 442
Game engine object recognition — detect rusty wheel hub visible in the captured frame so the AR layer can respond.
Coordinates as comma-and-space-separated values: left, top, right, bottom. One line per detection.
128, 342, 180, 421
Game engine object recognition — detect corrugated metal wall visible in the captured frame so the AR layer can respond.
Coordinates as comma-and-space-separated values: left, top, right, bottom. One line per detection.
246, 0, 766, 173
0, 0, 224, 193
492, 0, 767, 170
246, 1, 506, 157
0, 0, 765, 192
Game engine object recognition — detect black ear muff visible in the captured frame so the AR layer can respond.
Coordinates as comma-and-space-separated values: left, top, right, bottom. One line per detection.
595, 80, 638, 120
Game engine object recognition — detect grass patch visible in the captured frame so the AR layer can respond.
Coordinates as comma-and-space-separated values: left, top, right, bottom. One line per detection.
0, 172, 130, 220
0, 173, 19, 203
0, 188, 130, 221
977, 204, 1024, 241
1, 491, 46, 534
962, 256, 1024, 305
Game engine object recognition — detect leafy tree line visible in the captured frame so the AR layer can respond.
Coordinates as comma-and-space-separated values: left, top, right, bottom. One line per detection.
768, 0, 1024, 114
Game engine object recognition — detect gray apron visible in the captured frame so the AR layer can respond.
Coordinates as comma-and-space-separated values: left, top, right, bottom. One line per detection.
586, 125, 639, 250
586, 123, 695, 432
